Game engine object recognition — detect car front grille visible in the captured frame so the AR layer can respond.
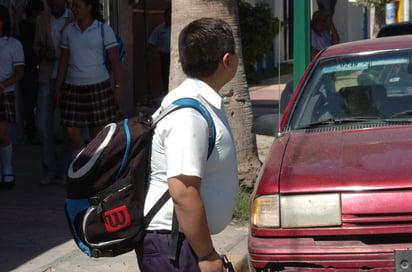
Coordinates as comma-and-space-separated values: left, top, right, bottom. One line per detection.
342, 213, 412, 226
340, 190, 412, 234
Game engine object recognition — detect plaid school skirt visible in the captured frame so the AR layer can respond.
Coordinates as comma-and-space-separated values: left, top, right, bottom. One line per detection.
60, 80, 119, 128
0, 92, 16, 123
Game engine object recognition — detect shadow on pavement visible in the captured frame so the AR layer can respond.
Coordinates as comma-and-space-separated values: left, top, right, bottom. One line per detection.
0, 144, 72, 272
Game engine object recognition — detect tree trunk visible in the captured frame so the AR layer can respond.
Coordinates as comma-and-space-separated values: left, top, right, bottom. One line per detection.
373, 6, 385, 37
170, 0, 261, 188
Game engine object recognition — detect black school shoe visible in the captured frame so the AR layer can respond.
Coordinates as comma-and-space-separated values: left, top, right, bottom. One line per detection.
0, 174, 15, 190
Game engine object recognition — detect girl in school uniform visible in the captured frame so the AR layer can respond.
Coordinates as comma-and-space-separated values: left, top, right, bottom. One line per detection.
0, 4, 24, 190
55, 0, 122, 158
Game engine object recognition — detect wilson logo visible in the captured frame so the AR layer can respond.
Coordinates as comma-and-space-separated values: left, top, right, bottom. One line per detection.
102, 205, 131, 232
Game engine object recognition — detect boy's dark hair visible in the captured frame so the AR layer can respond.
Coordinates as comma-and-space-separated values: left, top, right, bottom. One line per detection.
178, 17, 235, 78
25, 0, 44, 17
0, 4, 11, 37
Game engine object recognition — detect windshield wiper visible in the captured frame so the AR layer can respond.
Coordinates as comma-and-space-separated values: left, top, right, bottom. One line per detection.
390, 110, 412, 118
296, 117, 380, 129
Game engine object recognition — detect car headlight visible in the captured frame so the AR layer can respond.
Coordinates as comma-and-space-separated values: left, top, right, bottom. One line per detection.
280, 193, 341, 228
251, 193, 342, 228
251, 194, 280, 228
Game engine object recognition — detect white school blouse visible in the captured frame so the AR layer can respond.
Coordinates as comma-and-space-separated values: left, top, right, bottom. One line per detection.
0, 36, 24, 93
61, 20, 117, 86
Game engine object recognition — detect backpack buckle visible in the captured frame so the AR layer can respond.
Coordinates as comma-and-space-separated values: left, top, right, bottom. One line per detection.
89, 196, 101, 206
91, 249, 102, 258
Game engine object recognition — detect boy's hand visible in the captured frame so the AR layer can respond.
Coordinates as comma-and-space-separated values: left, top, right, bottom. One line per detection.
198, 251, 225, 272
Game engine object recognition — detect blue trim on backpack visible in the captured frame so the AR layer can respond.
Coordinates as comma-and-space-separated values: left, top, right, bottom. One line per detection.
65, 199, 92, 256
171, 98, 216, 158
115, 119, 131, 179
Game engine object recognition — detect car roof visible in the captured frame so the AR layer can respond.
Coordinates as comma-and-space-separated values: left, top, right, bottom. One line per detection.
377, 22, 412, 37
319, 35, 412, 58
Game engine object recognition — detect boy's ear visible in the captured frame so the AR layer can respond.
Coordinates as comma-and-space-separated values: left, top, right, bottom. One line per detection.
222, 53, 232, 69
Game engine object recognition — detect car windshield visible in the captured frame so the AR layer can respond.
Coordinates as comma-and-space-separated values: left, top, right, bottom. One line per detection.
290, 48, 412, 129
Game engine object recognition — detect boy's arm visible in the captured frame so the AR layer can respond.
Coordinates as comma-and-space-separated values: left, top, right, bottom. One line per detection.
168, 174, 224, 271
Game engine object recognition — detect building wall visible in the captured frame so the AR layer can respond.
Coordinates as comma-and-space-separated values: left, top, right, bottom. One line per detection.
345, 3, 367, 41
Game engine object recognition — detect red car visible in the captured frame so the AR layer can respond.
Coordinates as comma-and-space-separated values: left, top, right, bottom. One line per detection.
249, 35, 412, 271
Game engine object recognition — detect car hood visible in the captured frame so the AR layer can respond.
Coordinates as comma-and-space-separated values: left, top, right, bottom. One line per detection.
279, 126, 412, 194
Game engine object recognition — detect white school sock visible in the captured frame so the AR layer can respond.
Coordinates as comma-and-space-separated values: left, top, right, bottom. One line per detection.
0, 144, 13, 182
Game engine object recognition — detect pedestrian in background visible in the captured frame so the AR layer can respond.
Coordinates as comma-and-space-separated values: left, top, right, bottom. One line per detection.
311, 10, 339, 59
136, 17, 239, 272
0, 4, 24, 190
147, 7, 171, 94
55, 0, 122, 159
34, 0, 72, 185
18, 0, 44, 144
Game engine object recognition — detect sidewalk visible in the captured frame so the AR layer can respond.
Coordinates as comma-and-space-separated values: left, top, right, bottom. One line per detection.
0, 148, 253, 272
0, 75, 289, 272
249, 73, 292, 101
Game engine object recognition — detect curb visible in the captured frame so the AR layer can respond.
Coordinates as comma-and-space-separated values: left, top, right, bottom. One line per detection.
229, 254, 249, 272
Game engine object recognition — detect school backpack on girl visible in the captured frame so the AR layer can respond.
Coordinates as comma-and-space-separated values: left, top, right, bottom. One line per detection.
64, 98, 215, 258
100, 21, 126, 73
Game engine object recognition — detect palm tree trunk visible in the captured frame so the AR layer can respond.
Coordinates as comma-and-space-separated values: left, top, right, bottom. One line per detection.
170, 0, 261, 188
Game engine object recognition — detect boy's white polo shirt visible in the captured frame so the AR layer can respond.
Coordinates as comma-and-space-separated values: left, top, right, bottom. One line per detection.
0, 36, 24, 93
61, 20, 117, 86
144, 78, 239, 234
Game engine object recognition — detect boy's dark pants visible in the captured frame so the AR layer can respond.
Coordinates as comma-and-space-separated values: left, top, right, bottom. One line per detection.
136, 232, 200, 272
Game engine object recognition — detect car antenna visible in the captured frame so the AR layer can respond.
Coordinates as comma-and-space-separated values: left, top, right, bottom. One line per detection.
277, 19, 282, 136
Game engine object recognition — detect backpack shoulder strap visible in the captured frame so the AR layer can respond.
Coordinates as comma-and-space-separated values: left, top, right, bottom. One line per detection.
100, 21, 105, 50
152, 97, 216, 158
146, 97, 217, 261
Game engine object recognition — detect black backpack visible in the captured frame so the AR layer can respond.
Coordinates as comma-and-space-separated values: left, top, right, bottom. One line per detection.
64, 98, 215, 258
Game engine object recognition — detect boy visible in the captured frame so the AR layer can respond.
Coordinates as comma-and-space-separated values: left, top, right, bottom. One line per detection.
136, 18, 239, 272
